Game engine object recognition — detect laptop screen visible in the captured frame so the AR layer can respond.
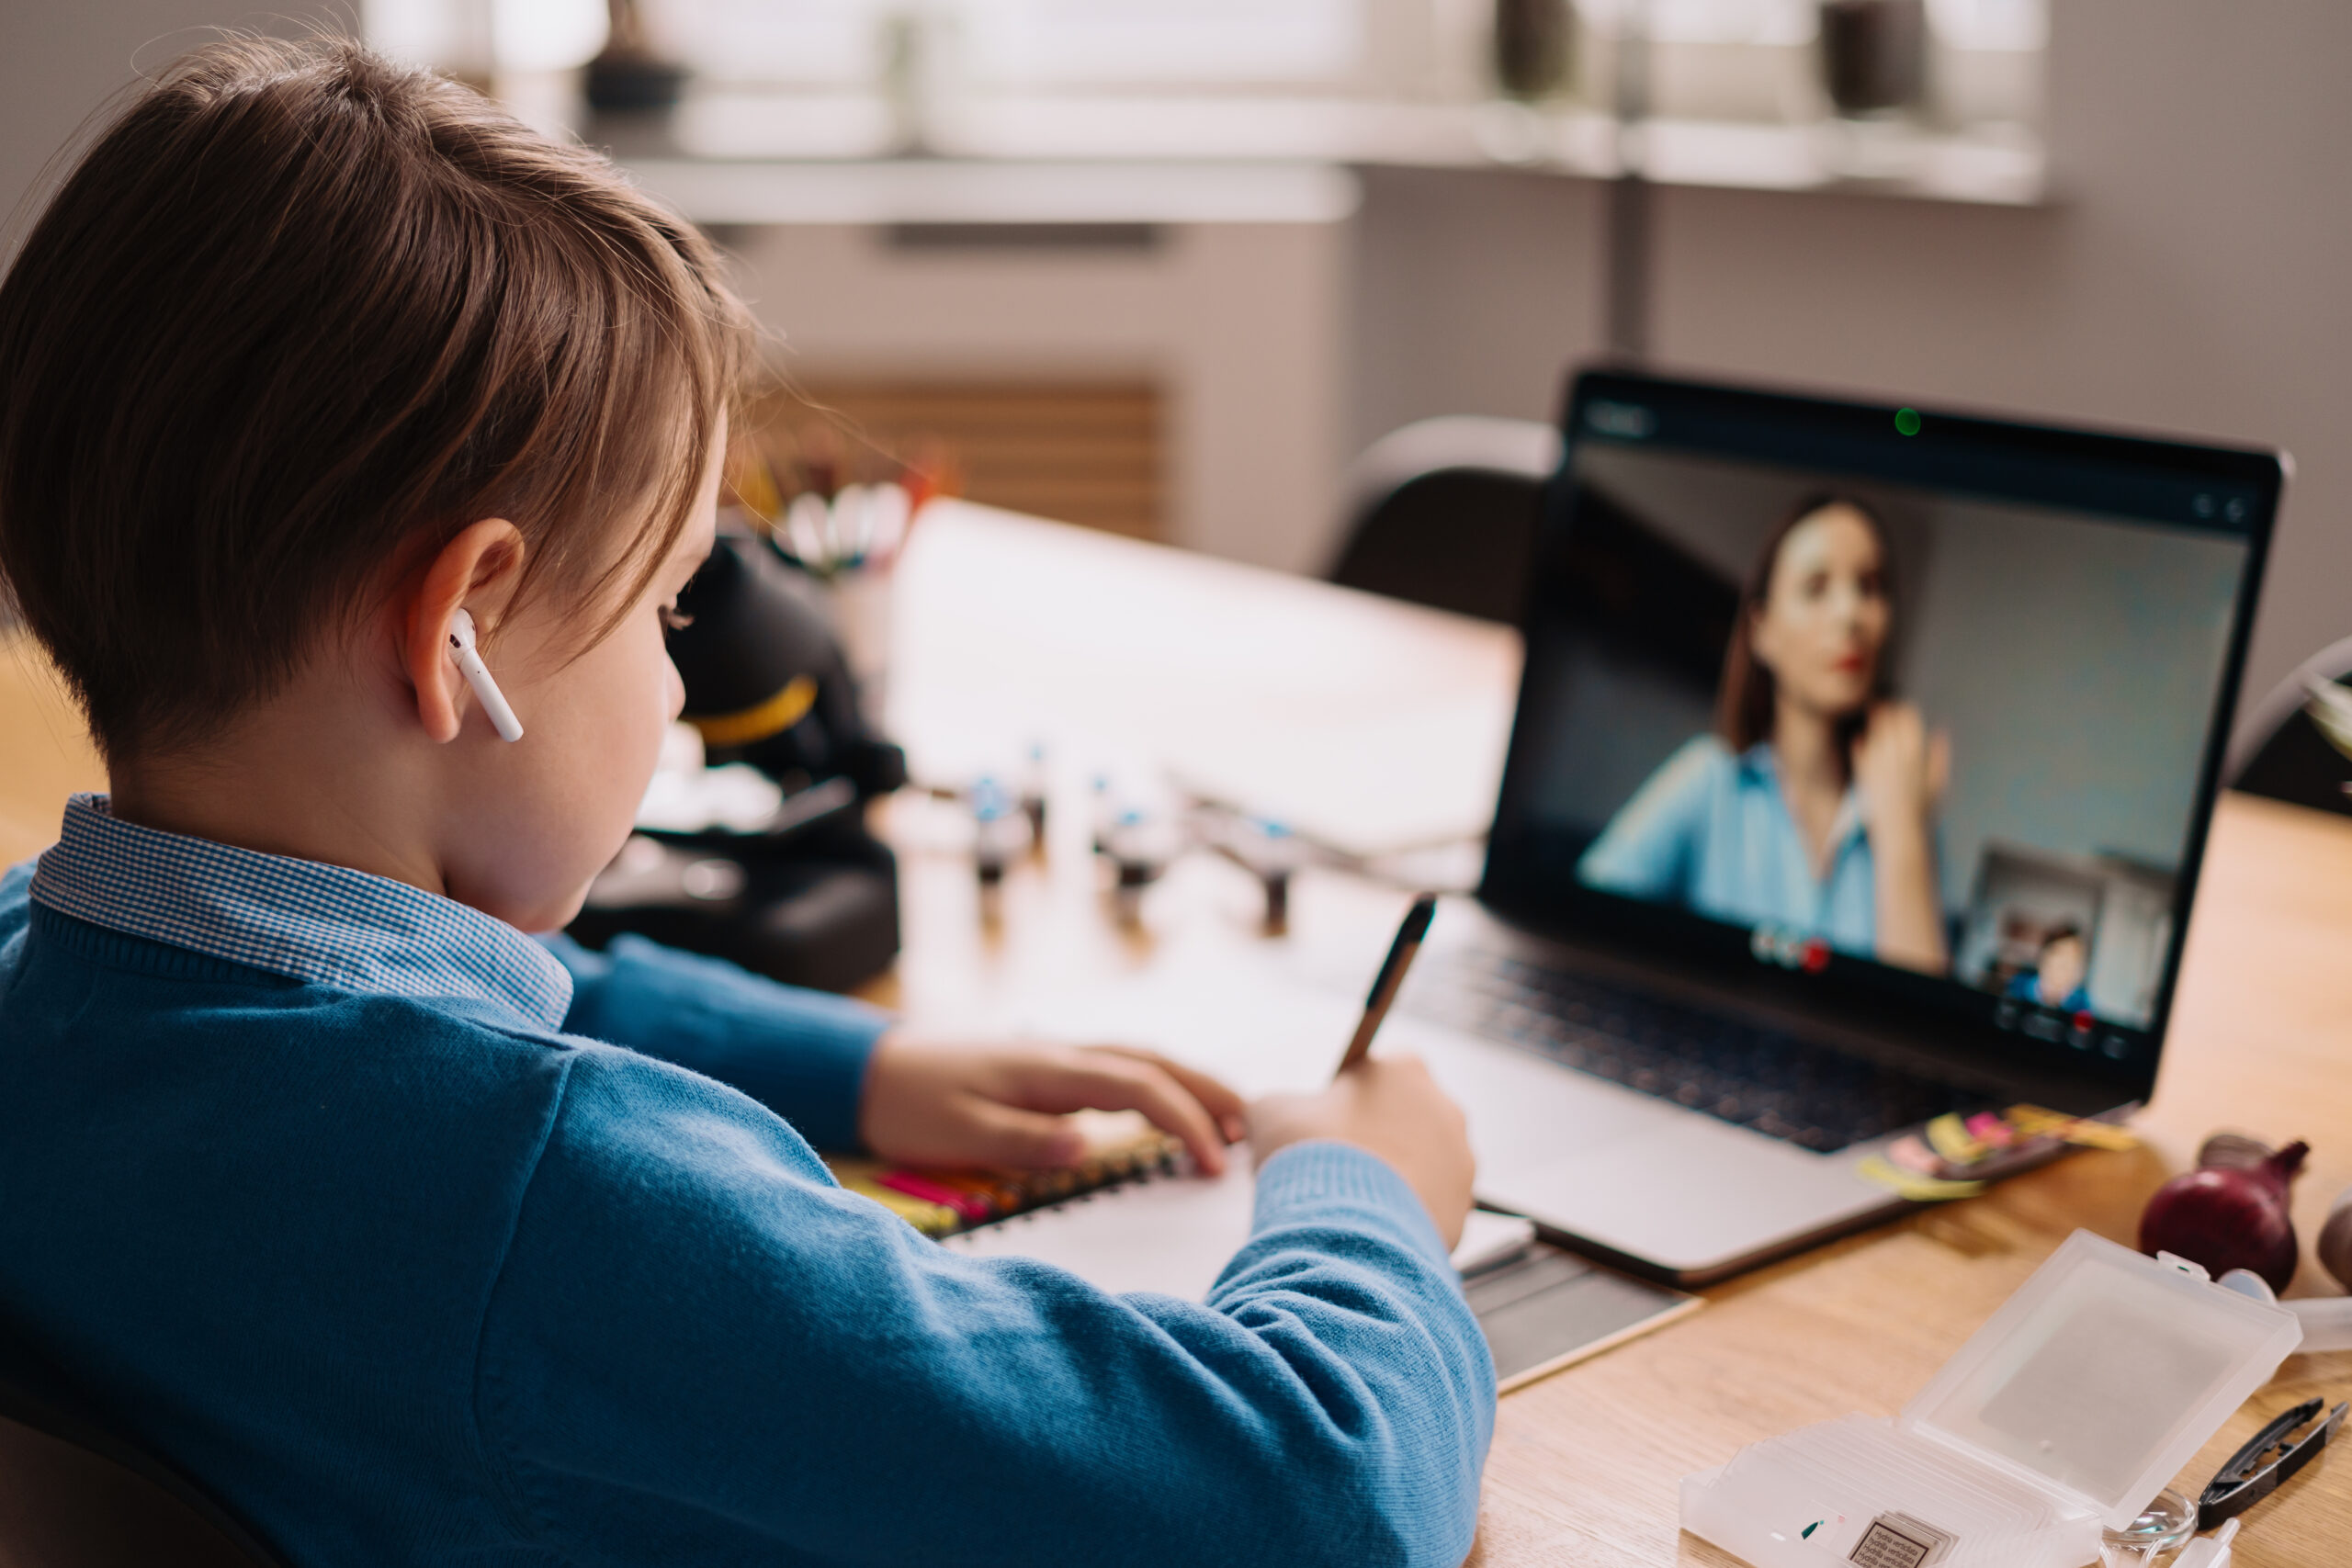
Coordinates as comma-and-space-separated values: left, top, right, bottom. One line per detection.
1482, 372, 2282, 1088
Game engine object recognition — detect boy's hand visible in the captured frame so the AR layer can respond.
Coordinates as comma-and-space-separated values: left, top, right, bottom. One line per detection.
1249, 1056, 1476, 1248
859, 1034, 1247, 1175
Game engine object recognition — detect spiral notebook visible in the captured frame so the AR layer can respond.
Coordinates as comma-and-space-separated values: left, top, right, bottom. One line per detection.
842, 1114, 1699, 1393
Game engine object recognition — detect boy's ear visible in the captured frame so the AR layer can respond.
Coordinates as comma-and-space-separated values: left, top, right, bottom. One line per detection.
403, 520, 527, 744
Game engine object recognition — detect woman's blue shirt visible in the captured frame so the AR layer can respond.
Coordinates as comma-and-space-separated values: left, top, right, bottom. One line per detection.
1577, 735, 1883, 956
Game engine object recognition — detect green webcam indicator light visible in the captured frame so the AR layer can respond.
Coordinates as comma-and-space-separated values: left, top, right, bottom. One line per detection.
1894, 408, 1923, 436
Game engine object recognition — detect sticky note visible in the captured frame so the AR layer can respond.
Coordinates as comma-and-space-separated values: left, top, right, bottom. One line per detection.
1925, 1113, 1988, 1167
1856, 1156, 1985, 1202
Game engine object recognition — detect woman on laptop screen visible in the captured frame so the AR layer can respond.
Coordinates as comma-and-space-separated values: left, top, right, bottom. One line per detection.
1578, 495, 1951, 974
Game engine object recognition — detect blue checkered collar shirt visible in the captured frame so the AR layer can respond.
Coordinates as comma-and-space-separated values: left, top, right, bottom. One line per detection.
28, 794, 572, 1031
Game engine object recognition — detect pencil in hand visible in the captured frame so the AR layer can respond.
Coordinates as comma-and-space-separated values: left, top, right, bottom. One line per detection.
1334, 894, 1439, 1078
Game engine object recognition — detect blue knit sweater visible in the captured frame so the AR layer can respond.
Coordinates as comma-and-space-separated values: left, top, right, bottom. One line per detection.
0, 843, 1493, 1566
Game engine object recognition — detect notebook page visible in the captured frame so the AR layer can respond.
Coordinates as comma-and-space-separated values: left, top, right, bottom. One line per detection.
942, 1153, 1536, 1301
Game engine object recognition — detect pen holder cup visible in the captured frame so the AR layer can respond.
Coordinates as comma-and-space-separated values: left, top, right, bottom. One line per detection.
825, 569, 894, 721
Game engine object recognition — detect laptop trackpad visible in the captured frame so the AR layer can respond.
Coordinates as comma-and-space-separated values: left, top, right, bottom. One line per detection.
1399, 1024, 1688, 1176
1477, 1115, 1891, 1278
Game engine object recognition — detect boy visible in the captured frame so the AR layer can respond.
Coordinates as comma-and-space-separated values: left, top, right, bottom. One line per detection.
0, 36, 1493, 1568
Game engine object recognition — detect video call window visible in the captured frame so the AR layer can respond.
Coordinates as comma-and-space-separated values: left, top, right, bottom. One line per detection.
1525, 441, 2251, 1032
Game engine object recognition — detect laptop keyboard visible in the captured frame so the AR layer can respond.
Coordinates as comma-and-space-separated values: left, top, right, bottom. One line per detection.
1408, 951, 1984, 1154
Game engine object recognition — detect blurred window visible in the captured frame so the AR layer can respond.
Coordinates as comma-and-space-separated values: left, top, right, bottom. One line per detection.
1925, 0, 2046, 52
366, 0, 2044, 126
1584, 0, 1820, 46
654, 0, 1365, 88
366, 0, 612, 73
659, 0, 895, 85
1577, 0, 2041, 50
956, 0, 1365, 85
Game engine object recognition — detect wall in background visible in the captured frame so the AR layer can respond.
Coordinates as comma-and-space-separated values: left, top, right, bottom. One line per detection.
719, 222, 1349, 573
7, 0, 2346, 732
1347, 0, 2352, 735
0, 7, 1350, 577
1900, 498, 2245, 889
0, 4, 345, 259
1347, 164, 1609, 488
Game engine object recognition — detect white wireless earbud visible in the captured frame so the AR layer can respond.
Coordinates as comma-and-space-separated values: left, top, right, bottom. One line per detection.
447, 607, 524, 742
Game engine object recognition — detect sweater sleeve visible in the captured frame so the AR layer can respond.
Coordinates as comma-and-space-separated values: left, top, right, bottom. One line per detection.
537, 931, 887, 1150
0, 860, 35, 953
474, 1049, 1495, 1568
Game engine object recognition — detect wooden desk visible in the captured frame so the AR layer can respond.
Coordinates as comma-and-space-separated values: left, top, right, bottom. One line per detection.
6, 506, 2350, 1564
0, 632, 105, 866
875, 505, 2352, 1568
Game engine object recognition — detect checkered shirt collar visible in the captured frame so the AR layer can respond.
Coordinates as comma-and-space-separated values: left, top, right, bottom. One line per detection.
29, 794, 572, 1031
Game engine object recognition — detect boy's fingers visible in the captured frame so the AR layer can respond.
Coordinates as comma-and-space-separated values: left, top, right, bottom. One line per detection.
1086, 1046, 1247, 1142
953, 1098, 1090, 1168
1024, 1055, 1229, 1176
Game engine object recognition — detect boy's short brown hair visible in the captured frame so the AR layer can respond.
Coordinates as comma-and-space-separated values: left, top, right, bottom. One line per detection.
0, 36, 753, 760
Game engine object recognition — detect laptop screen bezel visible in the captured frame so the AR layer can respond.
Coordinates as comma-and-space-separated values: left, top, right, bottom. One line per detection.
1477, 368, 2285, 1098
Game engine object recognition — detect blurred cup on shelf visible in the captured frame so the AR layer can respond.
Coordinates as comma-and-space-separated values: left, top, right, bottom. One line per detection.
1493, 0, 1576, 102
826, 567, 894, 720
1819, 0, 1927, 117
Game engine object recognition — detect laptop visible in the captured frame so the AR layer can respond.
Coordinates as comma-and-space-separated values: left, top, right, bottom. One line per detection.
1376, 368, 2286, 1285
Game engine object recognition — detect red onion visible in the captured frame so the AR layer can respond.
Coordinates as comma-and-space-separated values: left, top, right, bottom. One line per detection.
2198, 1132, 2276, 1172
2139, 1137, 2307, 1292
2320, 1184, 2352, 1292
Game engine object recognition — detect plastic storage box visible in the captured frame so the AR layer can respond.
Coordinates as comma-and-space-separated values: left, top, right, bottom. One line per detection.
1681, 1230, 2302, 1568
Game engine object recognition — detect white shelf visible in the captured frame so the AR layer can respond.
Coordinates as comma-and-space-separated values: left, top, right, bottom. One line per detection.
625, 157, 1363, 226
619, 90, 2046, 225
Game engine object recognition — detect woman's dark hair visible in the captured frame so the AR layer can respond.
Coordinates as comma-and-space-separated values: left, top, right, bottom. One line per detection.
1714, 493, 1896, 753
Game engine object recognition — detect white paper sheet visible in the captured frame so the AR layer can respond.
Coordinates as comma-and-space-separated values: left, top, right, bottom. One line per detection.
944, 1157, 1533, 1301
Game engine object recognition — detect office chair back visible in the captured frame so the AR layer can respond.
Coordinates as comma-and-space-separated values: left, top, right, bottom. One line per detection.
1328, 416, 1560, 625
2226, 634, 2352, 818
0, 1329, 284, 1568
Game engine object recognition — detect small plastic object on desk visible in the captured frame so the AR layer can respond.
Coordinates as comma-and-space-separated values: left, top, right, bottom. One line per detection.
1255, 822, 1295, 931
1207, 815, 1304, 932
2215, 1266, 2352, 1350
1102, 807, 1178, 921
971, 778, 1032, 888
1087, 773, 1118, 855
1680, 1232, 2302, 1568
1017, 742, 1049, 847
2195, 1395, 2348, 1530
2284, 1296, 2352, 1351
2173, 1518, 2239, 1568
2098, 1487, 2194, 1566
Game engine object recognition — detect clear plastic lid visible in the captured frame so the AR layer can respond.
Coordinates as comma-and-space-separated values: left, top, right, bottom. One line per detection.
1898, 1230, 2302, 1530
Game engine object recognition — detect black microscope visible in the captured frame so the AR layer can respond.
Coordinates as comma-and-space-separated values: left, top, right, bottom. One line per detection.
565, 528, 907, 992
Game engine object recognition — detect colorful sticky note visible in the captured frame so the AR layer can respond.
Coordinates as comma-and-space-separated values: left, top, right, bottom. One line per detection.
2006, 1105, 2142, 1151
1925, 1112, 1988, 1167
1963, 1111, 2017, 1149
1885, 1134, 1943, 1177
1857, 1155, 1986, 1202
